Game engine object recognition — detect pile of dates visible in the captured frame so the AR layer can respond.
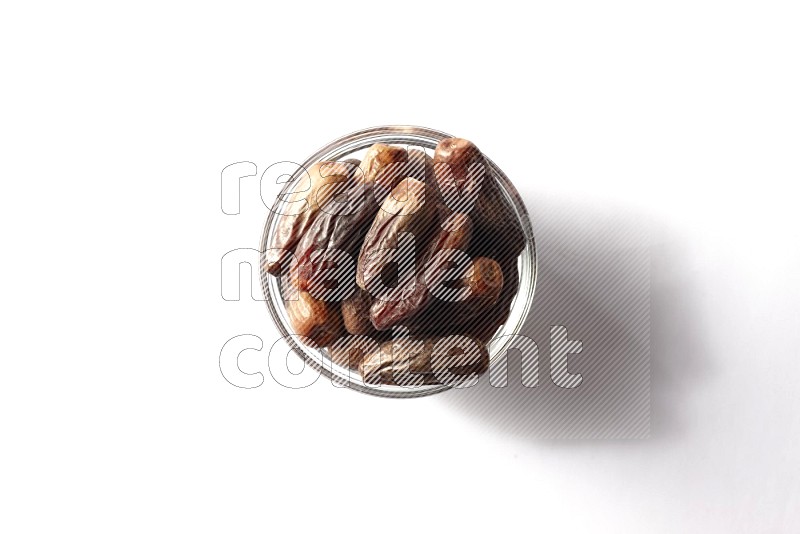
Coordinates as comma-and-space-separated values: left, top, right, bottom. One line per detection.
264, 138, 525, 386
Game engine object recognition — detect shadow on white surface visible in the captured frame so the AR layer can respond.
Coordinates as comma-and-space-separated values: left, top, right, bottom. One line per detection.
440, 195, 710, 441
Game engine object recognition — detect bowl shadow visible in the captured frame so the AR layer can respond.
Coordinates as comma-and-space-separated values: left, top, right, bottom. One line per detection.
440, 194, 710, 442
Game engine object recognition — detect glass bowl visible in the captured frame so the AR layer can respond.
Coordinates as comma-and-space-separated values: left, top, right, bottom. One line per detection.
259, 125, 536, 398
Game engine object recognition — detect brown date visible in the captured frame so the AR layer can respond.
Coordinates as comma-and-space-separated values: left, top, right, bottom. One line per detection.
404, 256, 504, 336
291, 179, 378, 291
359, 334, 489, 386
433, 138, 525, 260
341, 287, 378, 336
357, 143, 408, 192
432, 138, 486, 215
327, 333, 382, 370
369, 212, 473, 330
469, 255, 519, 343
407, 148, 434, 182
341, 158, 362, 171
265, 161, 353, 276
356, 177, 439, 292
472, 178, 526, 259
460, 256, 504, 310
433, 138, 484, 188
285, 291, 344, 347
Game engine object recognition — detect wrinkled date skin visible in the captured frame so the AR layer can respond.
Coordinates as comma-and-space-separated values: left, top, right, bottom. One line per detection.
433, 138, 484, 188
265, 161, 354, 276
433, 138, 525, 260
432, 138, 486, 215
461, 257, 504, 310
404, 256, 504, 336
360, 146, 440, 209
291, 179, 378, 292
472, 179, 526, 259
357, 143, 408, 192
327, 333, 380, 370
341, 287, 378, 336
407, 148, 435, 182
369, 212, 473, 330
290, 153, 433, 293
269, 138, 527, 387
407, 148, 445, 210
469, 255, 519, 343
356, 177, 439, 291
285, 291, 344, 347
359, 334, 489, 386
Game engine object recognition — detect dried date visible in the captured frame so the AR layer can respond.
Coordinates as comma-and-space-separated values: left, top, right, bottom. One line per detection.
433, 137, 525, 260
359, 334, 489, 386
265, 161, 352, 276
404, 256, 504, 336
357, 143, 408, 193
342, 287, 378, 336
369, 212, 473, 330
285, 291, 344, 347
432, 138, 486, 216
356, 177, 438, 292
291, 179, 378, 292
327, 333, 382, 370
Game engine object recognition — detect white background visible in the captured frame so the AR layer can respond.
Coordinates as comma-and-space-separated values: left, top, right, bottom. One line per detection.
2, 1, 800, 532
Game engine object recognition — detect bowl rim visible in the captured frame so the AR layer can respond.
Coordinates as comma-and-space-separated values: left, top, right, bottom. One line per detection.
258, 125, 537, 398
